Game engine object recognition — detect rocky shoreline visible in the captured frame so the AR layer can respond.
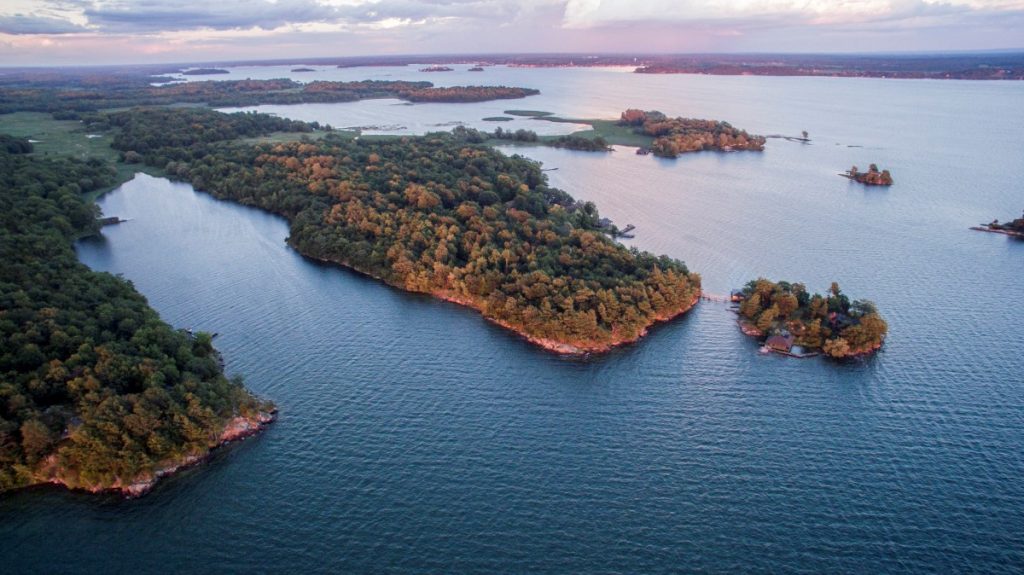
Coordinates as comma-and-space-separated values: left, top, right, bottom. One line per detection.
971, 226, 1024, 239
434, 291, 701, 355
298, 249, 699, 356
30, 409, 277, 498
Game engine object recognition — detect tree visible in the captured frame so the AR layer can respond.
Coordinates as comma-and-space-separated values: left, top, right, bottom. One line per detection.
20, 420, 53, 464
823, 337, 851, 358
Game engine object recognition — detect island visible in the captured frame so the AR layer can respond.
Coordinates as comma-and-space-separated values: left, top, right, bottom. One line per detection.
842, 164, 894, 186
291, 67, 316, 73
972, 210, 1024, 238
420, 66, 454, 72
181, 68, 230, 75
400, 85, 540, 103
453, 109, 763, 154
105, 107, 702, 355
0, 139, 275, 497
733, 279, 887, 358
468, 67, 485, 72
618, 109, 765, 157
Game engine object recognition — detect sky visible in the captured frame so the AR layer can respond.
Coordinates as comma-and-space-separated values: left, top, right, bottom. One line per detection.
1, 0, 1023, 66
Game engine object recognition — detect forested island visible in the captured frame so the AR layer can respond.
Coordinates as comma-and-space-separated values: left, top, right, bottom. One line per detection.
0, 140, 274, 497
291, 67, 316, 73
99, 107, 701, 354
973, 210, 1024, 238
842, 164, 894, 186
734, 280, 887, 358
420, 66, 454, 72
619, 109, 765, 157
181, 68, 229, 75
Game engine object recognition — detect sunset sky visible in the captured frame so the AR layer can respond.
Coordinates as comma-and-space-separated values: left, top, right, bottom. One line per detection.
2, 0, 1023, 65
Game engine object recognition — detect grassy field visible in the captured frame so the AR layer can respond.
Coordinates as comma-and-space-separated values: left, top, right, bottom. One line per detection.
0, 112, 120, 161
0, 111, 163, 202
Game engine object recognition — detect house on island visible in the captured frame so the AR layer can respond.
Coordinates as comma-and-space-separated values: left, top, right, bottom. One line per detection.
765, 334, 795, 353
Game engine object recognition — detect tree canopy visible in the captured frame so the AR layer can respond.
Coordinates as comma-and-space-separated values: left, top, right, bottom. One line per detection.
0, 144, 267, 494
736, 279, 887, 358
104, 108, 701, 351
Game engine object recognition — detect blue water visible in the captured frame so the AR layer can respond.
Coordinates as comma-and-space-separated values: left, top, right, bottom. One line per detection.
4, 68, 1024, 572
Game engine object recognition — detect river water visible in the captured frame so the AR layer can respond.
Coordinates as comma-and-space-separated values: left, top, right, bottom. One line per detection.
3, 65, 1023, 572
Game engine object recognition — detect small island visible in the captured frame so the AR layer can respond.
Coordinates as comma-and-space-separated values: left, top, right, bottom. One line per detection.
420, 66, 454, 72
619, 109, 766, 157
181, 68, 230, 75
468, 66, 485, 72
734, 279, 887, 358
842, 164, 893, 186
291, 67, 316, 73
972, 210, 1024, 238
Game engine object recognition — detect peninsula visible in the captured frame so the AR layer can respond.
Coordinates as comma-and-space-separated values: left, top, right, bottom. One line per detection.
0, 76, 541, 114
0, 140, 274, 497
619, 109, 766, 157
972, 210, 1024, 238
842, 164, 894, 186
105, 107, 702, 355
734, 279, 887, 358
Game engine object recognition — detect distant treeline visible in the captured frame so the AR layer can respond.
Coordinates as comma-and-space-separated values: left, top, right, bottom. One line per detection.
0, 76, 539, 115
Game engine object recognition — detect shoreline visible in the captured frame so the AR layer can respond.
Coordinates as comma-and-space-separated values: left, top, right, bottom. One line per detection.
24, 409, 277, 499
297, 249, 699, 356
971, 226, 1024, 239
737, 320, 883, 360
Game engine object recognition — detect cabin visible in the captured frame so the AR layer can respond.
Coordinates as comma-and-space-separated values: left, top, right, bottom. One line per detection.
729, 290, 745, 303
765, 334, 795, 353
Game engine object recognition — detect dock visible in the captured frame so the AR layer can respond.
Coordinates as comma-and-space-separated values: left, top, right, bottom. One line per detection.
699, 292, 733, 304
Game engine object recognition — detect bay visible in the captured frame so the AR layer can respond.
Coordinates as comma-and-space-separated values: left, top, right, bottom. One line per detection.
3, 66, 1023, 573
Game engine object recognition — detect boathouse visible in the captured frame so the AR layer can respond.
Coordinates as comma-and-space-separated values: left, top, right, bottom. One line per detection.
765, 334, 795, 353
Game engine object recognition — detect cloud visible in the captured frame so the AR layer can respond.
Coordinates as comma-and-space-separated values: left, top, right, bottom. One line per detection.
7, 0, 556, 34
0, 13, 87, 34
75, 0, 342, 32
2, 0, 1022, 65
